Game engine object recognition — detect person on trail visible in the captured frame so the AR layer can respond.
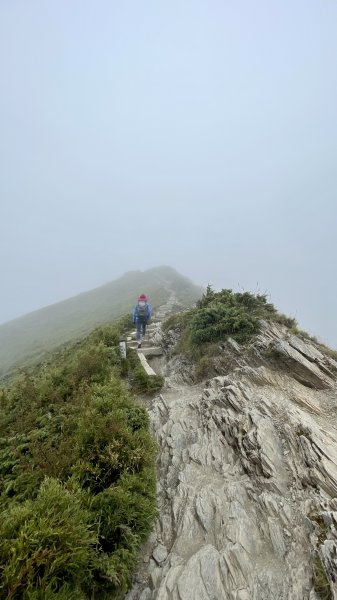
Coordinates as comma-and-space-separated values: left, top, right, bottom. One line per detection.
133, 294, 151, 348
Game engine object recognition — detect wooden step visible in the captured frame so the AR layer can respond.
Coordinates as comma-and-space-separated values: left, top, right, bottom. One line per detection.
139, 346, 163, 357
137, 352, 156, 376
128, 344, 163, 357
128, 340, 153, 349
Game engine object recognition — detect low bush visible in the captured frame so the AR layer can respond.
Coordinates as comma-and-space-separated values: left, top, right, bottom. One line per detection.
0, 478, 95, 599
164, 287, 279, 350
126, 349, 164, 394
0, 317, 157, 598
162, 286, 302, 380
190, 303, 260, 344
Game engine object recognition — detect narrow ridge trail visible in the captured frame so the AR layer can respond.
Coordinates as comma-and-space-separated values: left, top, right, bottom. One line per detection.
127, 305, 337, 600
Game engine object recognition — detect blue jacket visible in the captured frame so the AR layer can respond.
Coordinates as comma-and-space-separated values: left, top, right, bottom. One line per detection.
133, 302, 151, 323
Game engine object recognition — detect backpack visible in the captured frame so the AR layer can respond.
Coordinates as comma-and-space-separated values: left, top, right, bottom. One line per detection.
137, 301, 148, 319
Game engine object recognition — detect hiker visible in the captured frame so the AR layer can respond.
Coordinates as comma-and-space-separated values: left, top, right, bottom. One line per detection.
133, 294, 151, 348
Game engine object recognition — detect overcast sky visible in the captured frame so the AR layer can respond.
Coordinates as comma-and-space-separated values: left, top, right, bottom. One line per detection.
1, 1, 336, 345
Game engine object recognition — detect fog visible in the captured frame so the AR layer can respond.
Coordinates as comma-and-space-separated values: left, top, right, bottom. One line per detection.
1, 1, 336, 345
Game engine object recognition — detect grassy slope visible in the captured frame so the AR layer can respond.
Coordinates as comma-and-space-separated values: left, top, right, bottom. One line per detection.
0, 266, 203, 378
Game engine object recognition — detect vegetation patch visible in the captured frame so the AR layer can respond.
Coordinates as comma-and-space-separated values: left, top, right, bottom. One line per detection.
313, 553, 332, 599
163, 286, 301, 380
126, 349, 164, 394
0, 319, 157, 599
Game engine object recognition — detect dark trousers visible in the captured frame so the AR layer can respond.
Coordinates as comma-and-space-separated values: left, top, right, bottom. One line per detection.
136, 319, 147, 341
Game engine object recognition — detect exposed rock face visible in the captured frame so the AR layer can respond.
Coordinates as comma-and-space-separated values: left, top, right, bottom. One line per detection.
255, 321, 337, 390
127, 321, 337, 599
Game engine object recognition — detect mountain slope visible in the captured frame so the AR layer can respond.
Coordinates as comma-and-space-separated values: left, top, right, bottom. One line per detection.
0, 266, 202, 378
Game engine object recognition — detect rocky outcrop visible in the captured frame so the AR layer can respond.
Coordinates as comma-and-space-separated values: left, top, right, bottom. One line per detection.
255, 321, 337, 390
127, 320, 337, 599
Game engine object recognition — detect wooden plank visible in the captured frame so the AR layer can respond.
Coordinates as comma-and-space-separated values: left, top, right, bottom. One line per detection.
137, 352, 157, 376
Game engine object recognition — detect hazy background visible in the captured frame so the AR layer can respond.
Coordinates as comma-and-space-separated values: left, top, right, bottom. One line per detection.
1, 1, 336, 345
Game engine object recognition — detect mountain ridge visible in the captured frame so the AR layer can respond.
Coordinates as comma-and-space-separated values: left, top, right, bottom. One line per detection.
0, 266, 203, 379
126, 305, 337, 599
1, 266, 190, 326
1, 284, 337, 597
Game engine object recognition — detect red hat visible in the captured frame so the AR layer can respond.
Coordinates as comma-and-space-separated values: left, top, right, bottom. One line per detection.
138, 294, 148, 301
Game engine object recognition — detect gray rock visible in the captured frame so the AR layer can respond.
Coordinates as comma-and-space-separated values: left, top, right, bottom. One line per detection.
126, 316, 337, 600
272, 339, 334, 389
152, 544, 168, 565
139, 589, 152, 600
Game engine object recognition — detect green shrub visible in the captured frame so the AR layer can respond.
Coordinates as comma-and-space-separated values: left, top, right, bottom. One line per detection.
0, 321, 157, 598
162, 310, 195, 334
91, 470, 156, 552
126, 350, 164, 394
190, 302, 259, 344
0, 478, 95, 599
91, 325, 120, 347
71, 343, 110, 385
162, 286, 309, 380
74, 409, 153, 494
131, 363, 164, 394
164, 287, 302, 350
196, 287, 277, 318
